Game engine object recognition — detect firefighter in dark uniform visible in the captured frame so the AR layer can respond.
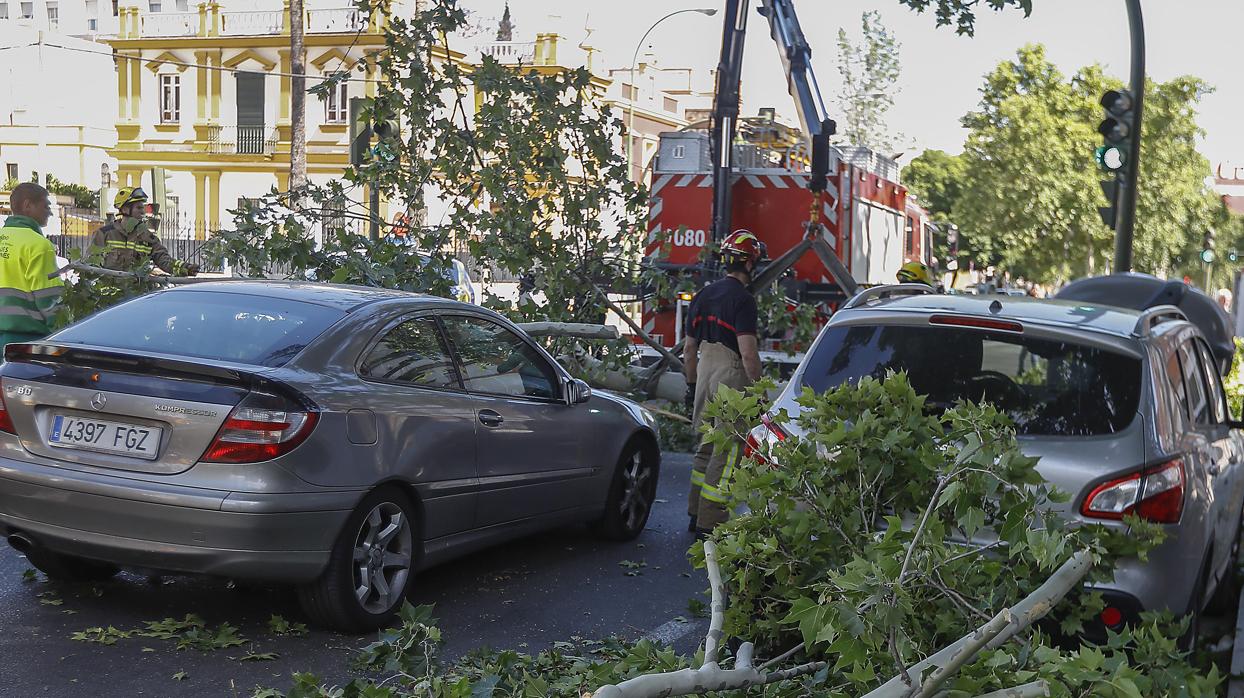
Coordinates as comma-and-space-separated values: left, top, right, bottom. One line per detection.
683, 230, 766, 534
90, 187, 199, 276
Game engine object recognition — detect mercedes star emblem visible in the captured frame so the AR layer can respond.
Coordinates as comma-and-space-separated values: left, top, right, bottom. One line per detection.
89, 393, 107, 411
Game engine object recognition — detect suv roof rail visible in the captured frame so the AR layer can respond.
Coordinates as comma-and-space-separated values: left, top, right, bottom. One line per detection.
1132, 305, 1188, 337
841, 283, 934, 310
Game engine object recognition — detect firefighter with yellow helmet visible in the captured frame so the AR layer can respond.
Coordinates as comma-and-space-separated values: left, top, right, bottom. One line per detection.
896, 260, 937, 288
90, 187, 199, 276
682, 229, 766, 535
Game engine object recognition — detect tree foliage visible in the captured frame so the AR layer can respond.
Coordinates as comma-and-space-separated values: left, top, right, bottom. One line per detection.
836, 11, 902, 152
954, 45, 1224, 283
257, 375, 1217, 698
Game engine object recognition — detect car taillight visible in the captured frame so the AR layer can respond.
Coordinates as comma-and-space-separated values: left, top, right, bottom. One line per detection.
744, 413, 788, 466
0, 381, 14, 435
1081, 459, 1184, 524
203, 392, 317, 464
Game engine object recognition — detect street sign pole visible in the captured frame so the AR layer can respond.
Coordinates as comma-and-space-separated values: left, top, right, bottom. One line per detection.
1112, 0, 1145, 273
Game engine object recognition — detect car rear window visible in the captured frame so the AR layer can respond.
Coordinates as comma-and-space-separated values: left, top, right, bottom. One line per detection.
51, 291, 346, 367
800, 324, 1141, 436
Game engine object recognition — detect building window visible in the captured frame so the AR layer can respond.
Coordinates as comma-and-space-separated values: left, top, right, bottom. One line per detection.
148, 0, 160, 11
5, 164, 17, 181
87, 18, 97, 30
45, 2, 56, 27
160, 74, 181, 123
663, 96, 677, 113
0, 4, 8, 19
324, 76, 348, 124
622, 84, 637, 101
112, 0, 118, 16
175, 0, 187, 9
19, 1, 31, 19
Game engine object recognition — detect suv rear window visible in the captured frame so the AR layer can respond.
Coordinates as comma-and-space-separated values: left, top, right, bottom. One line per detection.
800, 325, 1141, 436
51, 291, 345, 367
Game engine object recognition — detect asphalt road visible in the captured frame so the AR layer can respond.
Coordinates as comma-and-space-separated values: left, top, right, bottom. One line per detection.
0, 453, 707, 697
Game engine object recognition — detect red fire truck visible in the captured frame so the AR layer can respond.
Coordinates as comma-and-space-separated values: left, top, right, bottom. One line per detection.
637, 0, 930, 356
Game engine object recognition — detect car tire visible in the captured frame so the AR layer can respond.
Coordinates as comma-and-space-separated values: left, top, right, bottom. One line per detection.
23, 546, 119, 583
590, 440, 659, 542
1180, 557, 1210, 652
297, 486, 419, 633
1207, 521, 1243, 616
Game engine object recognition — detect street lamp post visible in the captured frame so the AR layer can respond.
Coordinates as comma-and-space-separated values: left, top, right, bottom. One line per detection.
626, 8, 717, 183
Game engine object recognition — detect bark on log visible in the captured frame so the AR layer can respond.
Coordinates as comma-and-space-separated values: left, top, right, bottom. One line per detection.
562, 352, 688, 403
52, 263, 219, 285
863, 550, 1094, 698
516, 322, 621, 340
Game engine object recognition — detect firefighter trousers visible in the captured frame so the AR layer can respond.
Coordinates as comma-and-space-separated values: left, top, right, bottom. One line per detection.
687, 341, 750, 532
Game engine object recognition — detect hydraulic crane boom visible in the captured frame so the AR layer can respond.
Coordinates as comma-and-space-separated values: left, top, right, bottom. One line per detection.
707, 0, 855, 294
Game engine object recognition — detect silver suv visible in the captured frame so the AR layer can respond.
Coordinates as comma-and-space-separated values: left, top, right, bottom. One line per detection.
753, 286, 1244, 637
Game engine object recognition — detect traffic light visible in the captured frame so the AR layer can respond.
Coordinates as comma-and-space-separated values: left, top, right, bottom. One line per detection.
947, 223, 960, 256
1097, 89, 1134, 173
1230, 249, 1239, 264
349, 97, 400, 166
1201, 230, 1215, 264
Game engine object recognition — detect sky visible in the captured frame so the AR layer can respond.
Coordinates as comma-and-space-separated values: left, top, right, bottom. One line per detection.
459, 0, 1241, 174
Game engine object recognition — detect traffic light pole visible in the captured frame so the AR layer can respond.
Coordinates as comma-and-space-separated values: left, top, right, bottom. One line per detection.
1112, 0, 1145, 273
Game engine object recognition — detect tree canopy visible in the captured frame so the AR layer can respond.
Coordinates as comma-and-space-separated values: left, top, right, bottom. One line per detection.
951, 44, 1224, 283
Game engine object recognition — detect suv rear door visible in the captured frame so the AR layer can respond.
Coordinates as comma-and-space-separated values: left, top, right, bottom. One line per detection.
1188, 338, 1244, 576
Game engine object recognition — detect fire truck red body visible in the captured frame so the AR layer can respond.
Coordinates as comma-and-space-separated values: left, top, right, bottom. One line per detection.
641, 132, 927, 352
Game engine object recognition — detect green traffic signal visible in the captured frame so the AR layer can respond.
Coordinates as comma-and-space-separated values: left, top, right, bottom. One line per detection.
1095, 145, 1126, 172
1230, 249, 1240, 263
1200, 249, 1215, 264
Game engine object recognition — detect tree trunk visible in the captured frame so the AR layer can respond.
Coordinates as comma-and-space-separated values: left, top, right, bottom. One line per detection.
289, 0, 307, 197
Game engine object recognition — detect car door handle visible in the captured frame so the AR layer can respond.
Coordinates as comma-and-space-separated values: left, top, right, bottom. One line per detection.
1208, 463, 1221, 476
478, 409, 504, 427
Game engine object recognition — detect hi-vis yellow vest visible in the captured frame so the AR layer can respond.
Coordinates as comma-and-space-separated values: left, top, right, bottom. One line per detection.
0, 217, 64, 343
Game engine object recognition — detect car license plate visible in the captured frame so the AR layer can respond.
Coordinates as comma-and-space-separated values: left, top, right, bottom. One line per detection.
48, 414, 161, 460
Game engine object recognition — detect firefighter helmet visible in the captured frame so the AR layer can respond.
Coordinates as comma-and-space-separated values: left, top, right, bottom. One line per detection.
896, 260, 935, 286
720, 229, 767, 266
113, 187, 148, 211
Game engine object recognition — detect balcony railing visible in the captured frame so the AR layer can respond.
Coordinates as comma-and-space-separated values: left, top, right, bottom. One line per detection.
207, 125, 277, 155
142, 11, 198, 36
480, 41, 535, 65
220, 10, 283, 36
131, 7, 365, 37
307, 7, 366, 33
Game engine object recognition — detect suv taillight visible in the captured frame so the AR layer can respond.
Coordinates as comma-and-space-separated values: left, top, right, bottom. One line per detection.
743, 413, 788, 466
203, 392, 317, 464
0, 381, 14, 434
1081, 460, 1184, 524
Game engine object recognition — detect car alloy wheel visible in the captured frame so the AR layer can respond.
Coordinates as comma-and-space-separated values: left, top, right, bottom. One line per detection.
352, 501, 413, 615
619, 451, 654, 534
591, 441, 659, 541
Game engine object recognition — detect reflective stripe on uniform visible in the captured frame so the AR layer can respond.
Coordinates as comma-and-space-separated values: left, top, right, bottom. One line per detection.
690, 470, 705, 488
700, 442, 742, 504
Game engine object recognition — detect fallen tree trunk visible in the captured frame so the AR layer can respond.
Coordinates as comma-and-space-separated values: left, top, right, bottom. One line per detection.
515, 322, 620, 341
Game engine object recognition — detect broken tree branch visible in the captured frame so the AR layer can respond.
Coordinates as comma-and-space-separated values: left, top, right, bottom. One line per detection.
50, 262, 217, 285
515, 322, 620, 341
863, 550, 1094, 698
591, 284, 683, 372
915, 609, 1012, 698
968, 680, 1049, 698
590, 539, 826, 698
703, 540, 726, 665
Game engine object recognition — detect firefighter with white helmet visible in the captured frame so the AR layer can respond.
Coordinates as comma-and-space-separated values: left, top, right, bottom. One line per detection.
90, 187, 199, 276
682, 229, 766, 534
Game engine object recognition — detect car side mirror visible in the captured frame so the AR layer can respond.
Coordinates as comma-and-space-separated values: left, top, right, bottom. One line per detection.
566, 378, 592, 405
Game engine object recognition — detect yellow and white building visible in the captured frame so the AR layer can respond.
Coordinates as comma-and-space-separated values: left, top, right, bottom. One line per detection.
104, 0, 457, 236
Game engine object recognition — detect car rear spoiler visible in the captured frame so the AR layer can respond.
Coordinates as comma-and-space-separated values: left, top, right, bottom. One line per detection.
2, 343, 313, 407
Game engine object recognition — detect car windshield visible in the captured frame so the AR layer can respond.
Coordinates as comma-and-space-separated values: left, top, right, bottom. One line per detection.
50, 291, 346, 367
799, 324, 1142, 436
